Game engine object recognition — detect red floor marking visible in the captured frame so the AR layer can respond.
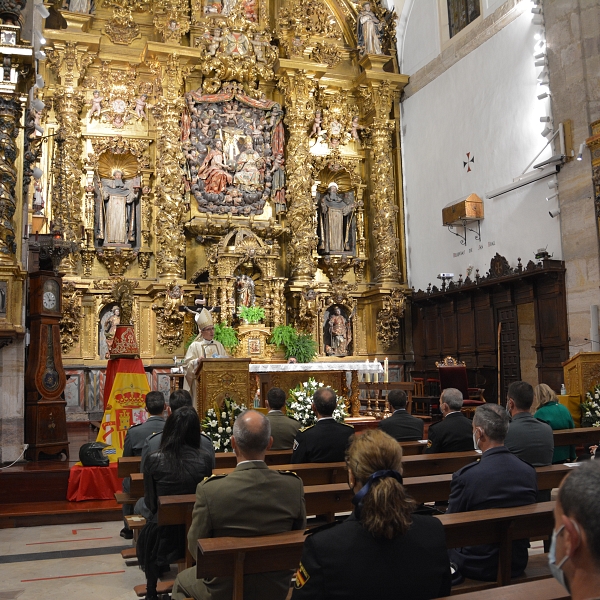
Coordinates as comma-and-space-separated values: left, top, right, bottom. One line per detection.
71, 527, 103, 534
22, 570, 125, 582
26, 537, 112, 545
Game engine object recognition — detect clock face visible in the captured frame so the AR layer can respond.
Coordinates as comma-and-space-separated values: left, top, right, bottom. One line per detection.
43, 291, 57, 310
42, 369, 60, 391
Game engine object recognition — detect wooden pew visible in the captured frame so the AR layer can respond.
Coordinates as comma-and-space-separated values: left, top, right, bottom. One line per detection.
439, 578, 568, 600
552, 426, 599, 447
436, 502, 556, 587
190, 503, 557, 600
196, 530, 305, 600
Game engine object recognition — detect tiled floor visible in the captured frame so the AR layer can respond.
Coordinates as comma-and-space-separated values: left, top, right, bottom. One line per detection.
0, 520, 149, 600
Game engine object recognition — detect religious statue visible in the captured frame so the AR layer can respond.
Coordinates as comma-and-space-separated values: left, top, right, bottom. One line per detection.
350, 116, 363, 142
269, 154, 286, 214
95, 170, 141, 246
233, 137, 264, 192
310, 110, 322, 138
32, 181, 44, 215
103, 306, 121, 358
236, 274, 255, 309
197, 140, 233, 195
317, 182, 356, 255
69, 0, 92, 13
87, 90, 103, 121
357, 2, 384, 56
251, 33, 268, 63
134, 94, 148, 120
326, 306, 352, 356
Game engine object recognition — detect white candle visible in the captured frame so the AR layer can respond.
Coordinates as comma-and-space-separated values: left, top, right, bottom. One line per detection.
373, 359, 379, 384
364, 359, 371, 383
383, 357, 389, 383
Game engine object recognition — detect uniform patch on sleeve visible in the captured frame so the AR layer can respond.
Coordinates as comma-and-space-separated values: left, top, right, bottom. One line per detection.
426, 440, 432, 448
293, 439, 299, 451
294, 563, 310, 589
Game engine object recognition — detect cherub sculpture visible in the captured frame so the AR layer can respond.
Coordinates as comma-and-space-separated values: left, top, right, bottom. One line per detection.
87, 90, 103, 121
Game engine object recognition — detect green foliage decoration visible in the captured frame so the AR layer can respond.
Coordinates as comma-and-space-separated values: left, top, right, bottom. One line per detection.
239, 306, 266, 324
270, 325, 317, 363
214, 322, 240, 352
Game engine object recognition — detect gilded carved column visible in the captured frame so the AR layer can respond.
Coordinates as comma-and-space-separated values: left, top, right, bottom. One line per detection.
0, 97, 22, 263
368, 82, 400, 283
150, 55, 189, 279
277, 70, 318, 283
45, 42, 97, 275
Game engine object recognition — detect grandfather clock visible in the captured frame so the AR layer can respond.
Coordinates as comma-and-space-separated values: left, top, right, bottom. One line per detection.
25, 271, 69, 460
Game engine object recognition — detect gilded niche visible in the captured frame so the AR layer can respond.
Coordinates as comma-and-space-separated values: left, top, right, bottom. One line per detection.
184, 82, 285, 216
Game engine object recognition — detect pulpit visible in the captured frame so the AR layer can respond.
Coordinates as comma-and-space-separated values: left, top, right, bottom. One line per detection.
195, 358, 252, 417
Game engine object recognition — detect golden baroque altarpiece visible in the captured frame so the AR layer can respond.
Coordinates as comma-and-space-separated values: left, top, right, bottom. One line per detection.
0, 0, 411, 370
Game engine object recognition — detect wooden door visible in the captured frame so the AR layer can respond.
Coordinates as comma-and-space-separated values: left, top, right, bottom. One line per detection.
498, 306, 521, 403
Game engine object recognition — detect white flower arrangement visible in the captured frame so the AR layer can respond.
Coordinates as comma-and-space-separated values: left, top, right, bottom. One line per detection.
202, 397, 245, 452
286, 378, 348, 428
582, 385, 600, 428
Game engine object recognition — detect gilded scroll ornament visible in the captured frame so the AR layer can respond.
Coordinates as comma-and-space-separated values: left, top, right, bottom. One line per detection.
376, 288, 406, 349
138, 251, 151, 279
0, 97, 21, 261
101, 0, 150, 45
310, 41, 342, 68
60, 282, 83, 354
277, 0, 342, 39
152, 281, 185, 353
96, 247, 139, 276
153, 0, 190, 44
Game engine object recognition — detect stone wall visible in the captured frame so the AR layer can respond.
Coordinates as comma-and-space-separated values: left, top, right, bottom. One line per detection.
0, 340, 25, 463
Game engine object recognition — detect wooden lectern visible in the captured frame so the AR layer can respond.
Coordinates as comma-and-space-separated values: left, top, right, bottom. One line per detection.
195, 358, 252, 417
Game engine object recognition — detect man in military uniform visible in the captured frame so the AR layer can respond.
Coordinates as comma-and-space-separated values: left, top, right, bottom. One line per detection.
265, 387, 301, 450
424, 388, 473, 454
291, 387, 354, 463
133, 389, 215, 520
120, 391, 166, 539
378, 389, 424, 441
183, 308, 229, 400
447, 404, 537, 581
171, 410, 306, 600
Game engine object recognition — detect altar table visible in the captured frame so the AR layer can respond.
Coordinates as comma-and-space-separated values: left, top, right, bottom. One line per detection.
249, 361, 384, 417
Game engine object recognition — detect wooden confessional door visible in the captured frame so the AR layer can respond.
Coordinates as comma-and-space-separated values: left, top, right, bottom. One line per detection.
498, 306, 521, 403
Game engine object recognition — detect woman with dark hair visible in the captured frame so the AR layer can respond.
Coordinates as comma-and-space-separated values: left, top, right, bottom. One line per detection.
292, 429, 451, 600
137, 405, 212, 600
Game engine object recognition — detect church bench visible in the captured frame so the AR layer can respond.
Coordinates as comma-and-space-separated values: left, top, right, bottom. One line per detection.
196, 530, 306, 600
552, 426, 599, 447
440, 577, 568, 599
436, 501, 556, 588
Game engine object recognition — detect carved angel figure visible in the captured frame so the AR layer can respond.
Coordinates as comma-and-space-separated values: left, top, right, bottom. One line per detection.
87, 90, 103, 121
310, 110, 322, 138
134, 94, 148, 119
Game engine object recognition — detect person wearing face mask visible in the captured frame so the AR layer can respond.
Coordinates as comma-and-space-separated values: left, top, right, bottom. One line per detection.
446, 404, 537, 582
423, 388, 473, 454
549, 460, 600, 599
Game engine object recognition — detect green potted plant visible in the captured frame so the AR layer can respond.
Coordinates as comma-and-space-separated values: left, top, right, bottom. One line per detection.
184, 322, 239, 353
270, 324, 317, 363
238, 306, 266, 325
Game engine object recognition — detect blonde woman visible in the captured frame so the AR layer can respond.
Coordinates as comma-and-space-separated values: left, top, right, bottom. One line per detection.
292, 429, 451, 599
533, 383, 576, 463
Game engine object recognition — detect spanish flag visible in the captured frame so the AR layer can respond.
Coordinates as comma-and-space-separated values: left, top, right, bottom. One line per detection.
96, 357, 150, 463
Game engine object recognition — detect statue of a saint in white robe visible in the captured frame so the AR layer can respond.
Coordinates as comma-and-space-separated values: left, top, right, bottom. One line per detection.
357, 2, 383, 55
96, 170, 141, 246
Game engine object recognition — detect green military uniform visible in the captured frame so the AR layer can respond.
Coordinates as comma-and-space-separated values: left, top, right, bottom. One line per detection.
266, 410, 301, 450
171, 460, 306, 600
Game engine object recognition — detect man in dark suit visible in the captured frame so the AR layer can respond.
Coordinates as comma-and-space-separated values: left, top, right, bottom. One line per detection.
120, 391, 166, 539
424, 388, 473, 454
266, 387, 301, 450
291, 387, 354, 463
171, 410, 306, 600
505, 380, 554, 467
447, 404, 538, 581
378, 389, 424, 441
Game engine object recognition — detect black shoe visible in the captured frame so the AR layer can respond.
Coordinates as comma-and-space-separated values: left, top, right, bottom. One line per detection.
120, 527, 133, 540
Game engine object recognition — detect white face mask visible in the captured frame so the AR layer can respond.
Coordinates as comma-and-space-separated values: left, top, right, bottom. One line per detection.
472, 430, 479, 450
548, 525, 569, 591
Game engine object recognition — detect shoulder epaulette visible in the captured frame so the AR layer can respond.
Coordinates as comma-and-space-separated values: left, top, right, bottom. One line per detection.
276, 469, 302, 479
200, 431, 211, 439
202, 473, 228, 483
299, 424, 315, 433
147, 431, 162, 440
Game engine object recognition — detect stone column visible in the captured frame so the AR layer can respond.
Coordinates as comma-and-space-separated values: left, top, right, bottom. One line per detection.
543, 0, 600, 352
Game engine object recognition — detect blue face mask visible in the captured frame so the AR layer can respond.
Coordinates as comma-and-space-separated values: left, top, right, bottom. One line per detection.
548, 525, 570, 591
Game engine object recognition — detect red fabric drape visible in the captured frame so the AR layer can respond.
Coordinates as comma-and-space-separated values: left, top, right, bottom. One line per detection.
66, 462, 123, 502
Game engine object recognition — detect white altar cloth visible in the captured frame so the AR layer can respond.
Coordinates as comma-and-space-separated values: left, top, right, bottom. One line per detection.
249, 362, 383, 373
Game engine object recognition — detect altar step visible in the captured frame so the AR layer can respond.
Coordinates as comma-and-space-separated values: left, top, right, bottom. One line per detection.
0, 499, 121, 529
